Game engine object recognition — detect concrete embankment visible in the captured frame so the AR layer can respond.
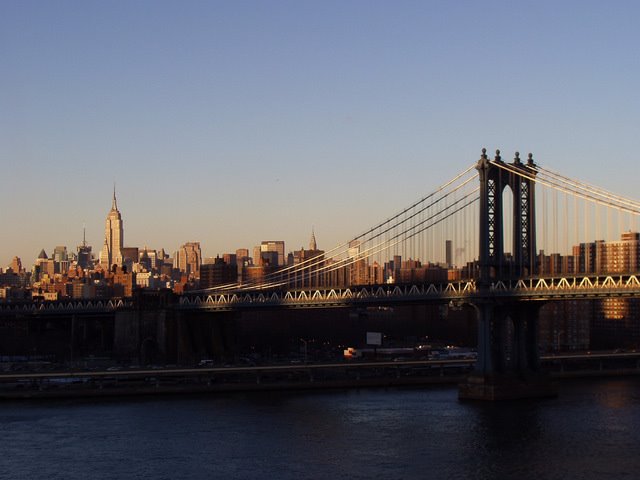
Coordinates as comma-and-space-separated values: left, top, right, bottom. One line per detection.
0, 375, 467, 400
1, 357, 639, 400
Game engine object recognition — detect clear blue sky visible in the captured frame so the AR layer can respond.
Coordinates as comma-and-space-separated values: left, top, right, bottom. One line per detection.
2, 0, 639, 266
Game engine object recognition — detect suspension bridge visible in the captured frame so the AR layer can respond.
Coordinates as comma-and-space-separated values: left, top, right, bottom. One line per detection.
4, 148, 640, 399
182, 147, 640, 399
180, 148, 640, 303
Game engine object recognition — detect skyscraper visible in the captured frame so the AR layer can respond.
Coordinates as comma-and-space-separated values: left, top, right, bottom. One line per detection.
260, 241, 285, 266
445, 240, 453, 268
77, 226, 92, 270
99, 187, 124, 270
9, 256, 22, 273
53, 246, 68, 263
174, 242, 202, 279
288, 230, 325, 288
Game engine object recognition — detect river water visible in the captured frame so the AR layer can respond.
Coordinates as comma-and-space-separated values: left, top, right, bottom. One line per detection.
1, 377, 639, 479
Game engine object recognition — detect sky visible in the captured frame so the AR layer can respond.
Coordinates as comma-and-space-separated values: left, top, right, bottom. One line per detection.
2, 0, 640, 267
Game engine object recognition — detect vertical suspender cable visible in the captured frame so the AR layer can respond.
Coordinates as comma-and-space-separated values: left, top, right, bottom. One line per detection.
542, 186, 547, 273
575, 193, 580, 272
551, 188, 555, 268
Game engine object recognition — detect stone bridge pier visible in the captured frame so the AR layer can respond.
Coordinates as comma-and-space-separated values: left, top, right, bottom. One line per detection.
114, 307, 239, 366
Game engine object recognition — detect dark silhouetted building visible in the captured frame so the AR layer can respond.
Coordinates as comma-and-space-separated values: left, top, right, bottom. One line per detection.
200, 256, 237, 290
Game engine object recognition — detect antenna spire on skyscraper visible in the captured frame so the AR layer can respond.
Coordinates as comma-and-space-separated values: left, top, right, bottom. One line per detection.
309, 227, 317, 251
112, 183, 118, 211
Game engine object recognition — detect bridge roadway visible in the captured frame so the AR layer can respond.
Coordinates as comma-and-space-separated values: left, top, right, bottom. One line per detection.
178, 274, 640, 311
1, 352, 639, 399
4, 274, 640, 316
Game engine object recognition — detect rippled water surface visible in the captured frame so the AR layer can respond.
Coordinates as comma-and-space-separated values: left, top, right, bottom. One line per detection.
2, 378, 640, 479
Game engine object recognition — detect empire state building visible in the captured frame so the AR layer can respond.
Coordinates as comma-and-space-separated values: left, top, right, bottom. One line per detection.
99, 188, 124, 269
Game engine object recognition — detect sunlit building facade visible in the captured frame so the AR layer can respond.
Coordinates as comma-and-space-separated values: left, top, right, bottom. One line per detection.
99, 188, 124, 270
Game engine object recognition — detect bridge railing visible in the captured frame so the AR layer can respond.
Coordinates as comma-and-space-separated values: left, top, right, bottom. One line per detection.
5, 273, 640, 315
489, 274, 640, 298
178, 281, 478, 310
0, 298, 132, 315
181, 272, 640, 310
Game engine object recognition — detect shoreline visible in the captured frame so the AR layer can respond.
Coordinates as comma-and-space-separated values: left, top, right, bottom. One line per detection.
1, 367, 638, 401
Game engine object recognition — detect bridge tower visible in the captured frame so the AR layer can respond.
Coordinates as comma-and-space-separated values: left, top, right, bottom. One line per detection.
460, 148, 556, 400
477, 148, 537, 283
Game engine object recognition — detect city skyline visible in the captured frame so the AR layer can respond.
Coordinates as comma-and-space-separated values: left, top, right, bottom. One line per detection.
1, 187, 328, 268
3, 1, 640, 265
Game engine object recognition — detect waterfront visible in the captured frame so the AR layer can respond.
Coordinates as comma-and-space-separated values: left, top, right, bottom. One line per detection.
1, 377, 639, 479
2, 352, 639, 400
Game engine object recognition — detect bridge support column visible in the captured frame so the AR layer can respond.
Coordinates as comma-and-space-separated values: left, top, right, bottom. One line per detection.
459, 301, 555, 401
475, 302, 495, 375
514, 314, 527, 374
525, 307, 540, 372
